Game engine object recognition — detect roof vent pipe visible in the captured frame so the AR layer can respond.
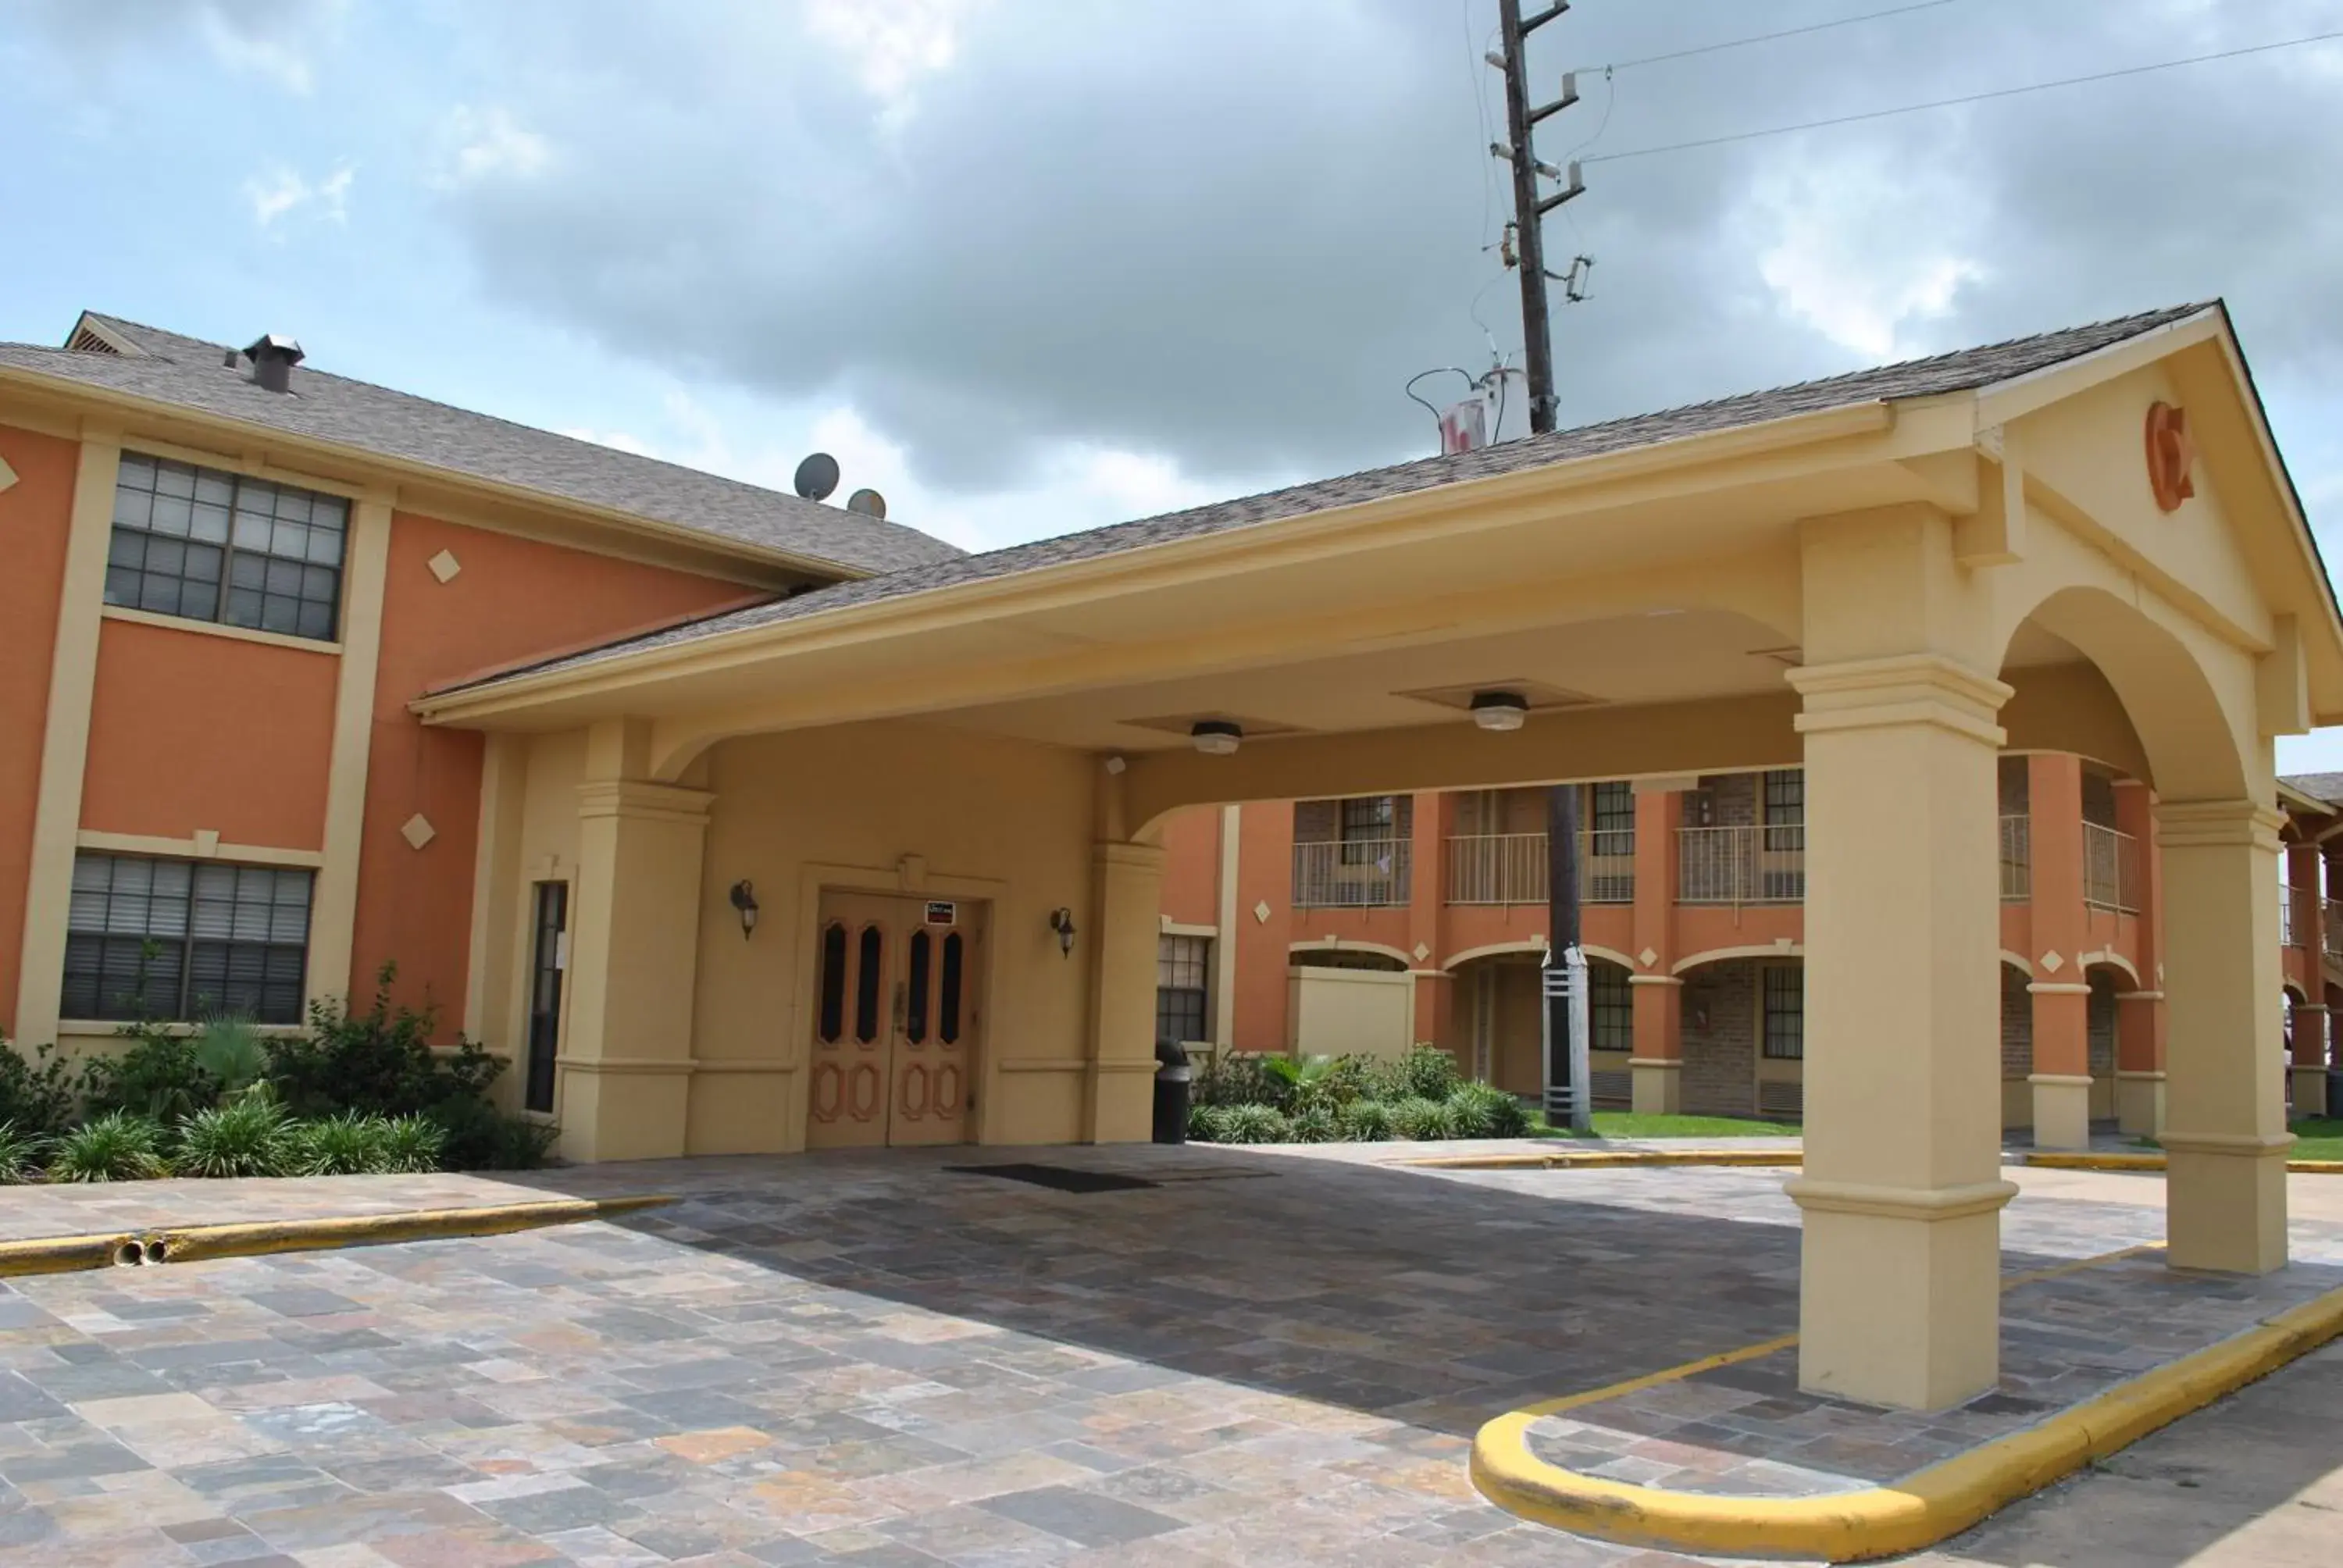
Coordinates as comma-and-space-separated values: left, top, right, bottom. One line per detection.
243, 333, 305, 394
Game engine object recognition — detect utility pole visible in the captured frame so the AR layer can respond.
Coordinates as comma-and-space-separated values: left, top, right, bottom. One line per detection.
1490, 0, 1584, 435
1491, 0, 1592, 1129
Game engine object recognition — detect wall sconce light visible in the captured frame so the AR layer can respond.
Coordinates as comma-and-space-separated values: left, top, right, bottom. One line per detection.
1189, 720, 1243, 756
728, 879, 760, 939
1047, 907, 1077, 958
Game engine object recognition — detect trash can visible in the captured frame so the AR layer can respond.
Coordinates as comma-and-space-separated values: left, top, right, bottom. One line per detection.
1153, 1038, 1192, 1145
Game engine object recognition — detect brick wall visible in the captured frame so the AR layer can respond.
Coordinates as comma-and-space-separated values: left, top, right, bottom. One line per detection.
1998, 756, 2029, 816
1682, 959, 1756, 1116
2081, 772, 2118, 828
2088, 969, 2117, 1074
1696, 773, 1759, 829
1293, 795, 1413, 845
2001, 963, 2031, 1077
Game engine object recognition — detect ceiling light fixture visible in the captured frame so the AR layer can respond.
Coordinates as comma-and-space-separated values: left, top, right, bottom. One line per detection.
1469, 690, 1529, 732
1189, 720, 1243, 756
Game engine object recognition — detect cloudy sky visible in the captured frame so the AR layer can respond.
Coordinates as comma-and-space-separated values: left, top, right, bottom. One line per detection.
6, 0, 2342, 761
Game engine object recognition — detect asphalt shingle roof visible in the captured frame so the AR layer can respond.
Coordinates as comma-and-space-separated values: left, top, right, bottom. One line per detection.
0, 314, 962, 578
2281, 773, 2343, 808
437, 301, 2218, 696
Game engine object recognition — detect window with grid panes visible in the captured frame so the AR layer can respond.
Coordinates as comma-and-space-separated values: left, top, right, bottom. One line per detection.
1155, 934, 1210, 1044
1762, 769, 1804, 847
1589, 961, 1633, 1053
107, 453, 347, 641
62, 853, 312, 1024
1761, 965, 1804, 1060
1338, 796, 1396, 864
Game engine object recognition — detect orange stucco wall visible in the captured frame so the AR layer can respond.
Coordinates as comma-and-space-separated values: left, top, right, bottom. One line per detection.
0, 426, 80, 1035
1157, 807, 1220, 928
351, 511, 761, 1029
81, 618, 338, 850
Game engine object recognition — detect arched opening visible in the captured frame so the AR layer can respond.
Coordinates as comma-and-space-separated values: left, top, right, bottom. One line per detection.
1678, 953, 1803, 1123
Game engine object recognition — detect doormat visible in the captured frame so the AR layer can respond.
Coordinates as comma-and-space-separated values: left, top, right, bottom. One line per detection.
946, 1163, 1160, 1193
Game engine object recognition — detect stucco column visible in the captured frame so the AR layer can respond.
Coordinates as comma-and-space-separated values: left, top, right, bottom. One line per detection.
1785, 654, 2015, 1410
2113, 780, 2166, 1135
559, 718, 711, 1164
1407, 791, 1448, 1049
2287, 841, 2328, 1117
2159, 799, 2291, 1274
1628, 786, 1683, 1113
1086, 839, 1165, 1142
2024, 755, 2092, 1149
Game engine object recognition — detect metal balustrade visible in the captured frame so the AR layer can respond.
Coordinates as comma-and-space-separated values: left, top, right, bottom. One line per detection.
2281, 886, 2299, 948
2081, 822, 2141, 914
1292, 837, 1411, 908
2327, 900, 2343, 962
1999, 815, 2031, 901
1443, 832, 1634, 905
1677, 824, 1805, 905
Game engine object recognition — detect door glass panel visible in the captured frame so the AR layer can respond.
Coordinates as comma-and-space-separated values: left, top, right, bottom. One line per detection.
907, 929, 931, 1043
525, 882, 566, 1115
854, 925, 883, 1044
818, 922, 847, 1043
940, 931, 965, 1045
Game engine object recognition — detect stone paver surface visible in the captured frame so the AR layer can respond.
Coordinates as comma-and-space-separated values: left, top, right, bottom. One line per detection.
0, 1146, 2336, 1565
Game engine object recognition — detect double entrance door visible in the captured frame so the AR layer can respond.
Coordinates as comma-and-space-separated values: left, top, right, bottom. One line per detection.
807, 891, 983, 1149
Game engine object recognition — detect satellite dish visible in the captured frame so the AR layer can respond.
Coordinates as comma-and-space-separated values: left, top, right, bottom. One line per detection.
846, 488, 887, 520
792, 452, 840, 501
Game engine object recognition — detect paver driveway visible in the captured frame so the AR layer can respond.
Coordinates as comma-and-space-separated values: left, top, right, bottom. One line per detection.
0, 1146, 2338, 1566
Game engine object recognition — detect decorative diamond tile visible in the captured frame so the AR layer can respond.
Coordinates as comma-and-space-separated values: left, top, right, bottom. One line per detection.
1413, 943, 1432, 962
400, 813, 437, 850
1639, 947, 1659, 968
1253, 900, 1271, 924
0, 454, 17, 494
426, 548, 462, 583
2039, 950, 2065, 973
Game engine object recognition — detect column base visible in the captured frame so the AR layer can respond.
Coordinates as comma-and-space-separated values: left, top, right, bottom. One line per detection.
556, 1061, 690, 1164
2027, 1074, 2095, 1151
1089, 1060, 1157, 1143
2289, 1063, 2331, 1119
2116, 1071, 2166, 1138
1628, 1058, 1683, 1116
1786, 1177, 2016, 1410
2163, 1131, 2291, 1274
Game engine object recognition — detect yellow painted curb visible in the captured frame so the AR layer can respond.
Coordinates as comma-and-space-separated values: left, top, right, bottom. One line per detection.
0, 1195, 675, 1278
2026, 1151, 2343, 1174
1471, 1278, 2343, 1562
1408, 1147, 1802, 1171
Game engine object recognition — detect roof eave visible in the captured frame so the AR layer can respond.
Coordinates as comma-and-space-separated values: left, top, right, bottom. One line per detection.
409, 397, 1903, 725
0, 358, 877, 586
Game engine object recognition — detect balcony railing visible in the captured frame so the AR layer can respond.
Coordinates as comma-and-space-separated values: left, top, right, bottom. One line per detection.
1678, 824, 1805, 905
2327, 900, 2343, 962
1293, 837, 1411, 908
1999, 815, 2031, 901
1444, 832, 1635, 906
2081, 822, 2141, 914
2282, 886, 2299, 948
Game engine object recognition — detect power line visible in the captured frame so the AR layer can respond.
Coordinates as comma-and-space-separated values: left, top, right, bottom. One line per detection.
1603, 0, 1972, 73
1585, 27, 2343, 165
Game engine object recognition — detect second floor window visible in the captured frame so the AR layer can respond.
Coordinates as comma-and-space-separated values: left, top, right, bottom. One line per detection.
108, 453, 348, 642
1762, 768, 1805, 851
1339, 796, 1397, 864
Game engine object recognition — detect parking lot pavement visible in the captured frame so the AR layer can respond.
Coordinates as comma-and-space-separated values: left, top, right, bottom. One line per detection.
0, 1146, 2335, 1565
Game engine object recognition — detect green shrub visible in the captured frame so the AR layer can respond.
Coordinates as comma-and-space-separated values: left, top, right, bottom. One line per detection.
49, 1113, 168, 1182
0, 1121, 47, 1182
1377, 1045, 1460, 1104
1445, 1082, 1531, 1139
424, 1095, 559, 1171
380, 1116, 448, 1174
174, 1094, 293, 1178
0, 1039, 79, 1138
287, 1113, 398, 1176
191, 1017, 269, 1099
1336, 1098, 1396, 1142
1275, 1053, 1380, 1114
1216, 1103, 1292, 1143
1288, 1104, 1339, 1143
267, 966, 504, 1121
80, 1025, 218, 1121
1192, 1051, 1289, 1110
1186, 1102, 1233, 1142
1389, 1096, 1455, 1140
